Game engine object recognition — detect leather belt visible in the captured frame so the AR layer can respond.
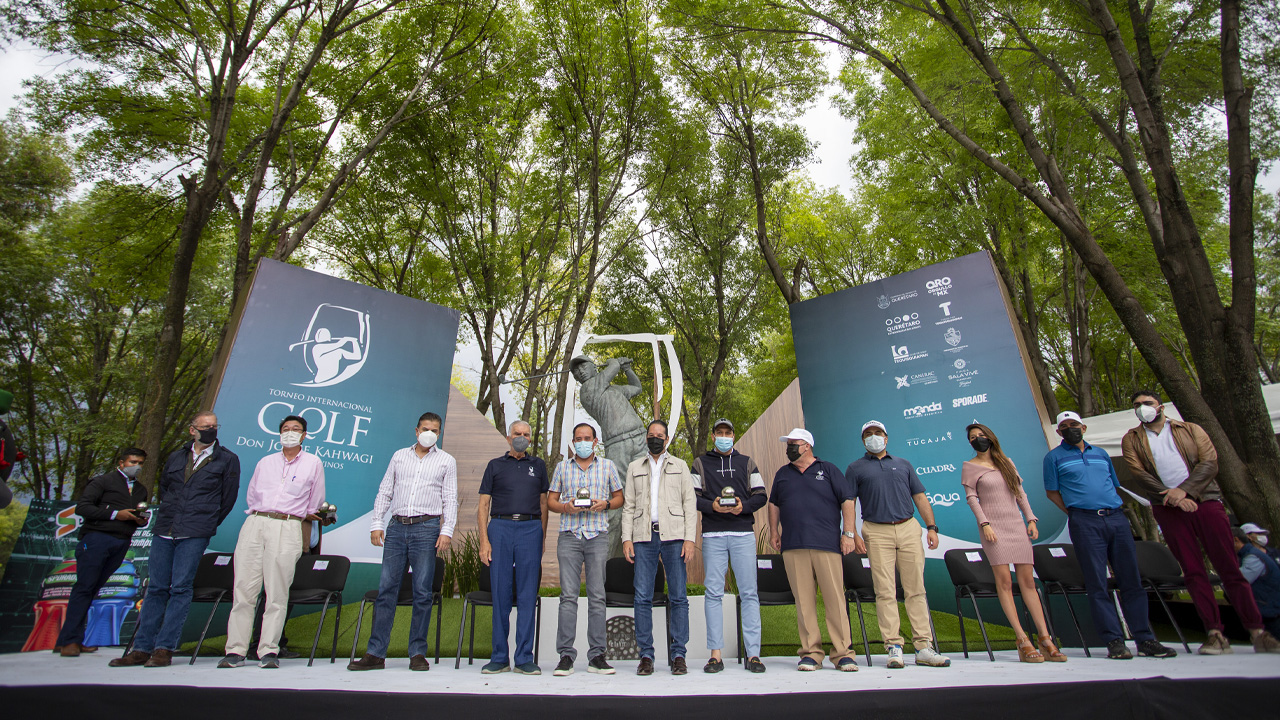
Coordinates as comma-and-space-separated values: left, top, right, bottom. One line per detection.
493, 514, 540, 521
393, 513, 440, 525
1070, 506, 1123, 517
251, 511, 303, 522
651, 522, 661, 534
866, 517, 913, 525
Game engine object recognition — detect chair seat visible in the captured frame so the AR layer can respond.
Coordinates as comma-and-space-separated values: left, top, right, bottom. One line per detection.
290, 589, 341, 604
465, 590, 494, 606
1144, 576, 1187, 589
758, 590, 795, 605
192, 588, 228, 602
606, 592, 667, 607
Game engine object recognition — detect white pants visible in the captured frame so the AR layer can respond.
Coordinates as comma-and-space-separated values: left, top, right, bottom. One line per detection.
225, 514, 303, 656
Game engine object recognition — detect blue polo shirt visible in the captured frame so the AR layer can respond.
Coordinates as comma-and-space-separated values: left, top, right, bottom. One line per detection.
479, 452, 549, 516
768, 458, 852, 553
845, 452, 926, 524
1042, 440, 1121, 511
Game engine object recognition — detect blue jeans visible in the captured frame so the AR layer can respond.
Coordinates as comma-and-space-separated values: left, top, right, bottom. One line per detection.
132, 535, 210, 653
367, 518, 440, 658
488, 518, 543, 666
1068, 508, 1154, 644
632, 531, 688, 661
57, 532, 131, 647
703, 534, 759, 657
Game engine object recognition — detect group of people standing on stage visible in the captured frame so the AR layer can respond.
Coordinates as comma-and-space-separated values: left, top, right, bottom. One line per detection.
53, 388, 1280, 671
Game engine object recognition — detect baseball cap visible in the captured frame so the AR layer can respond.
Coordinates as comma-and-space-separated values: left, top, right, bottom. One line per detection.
779, 428, 815, 447
1055, 411, 1083, 427
861, 420, 886, 435
1241, 523, 1269, 535
713, 418, 734, 432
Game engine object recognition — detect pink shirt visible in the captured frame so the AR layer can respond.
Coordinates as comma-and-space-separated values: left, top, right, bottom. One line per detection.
245, 449, 326, 518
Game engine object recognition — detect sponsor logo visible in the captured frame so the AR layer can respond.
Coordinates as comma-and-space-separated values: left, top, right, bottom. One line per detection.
903, 401, 943, 419
885, 313, 922, 336
894, 371, 938, 389
952, 393, 990, 408
926, 276, 953, 296
55, 505, 80, 539
877, 295, 892, 310
936, 301, 963, 325
928, 492, 963, 507
290, 303, 372, 388
954, 359, 967, 369
892, 345, 929, 364
896, 375, 909, 389
948, 358, 978, 387
905, 432, 953, 446
944, 328, 962, 346
917, 464, 957, 475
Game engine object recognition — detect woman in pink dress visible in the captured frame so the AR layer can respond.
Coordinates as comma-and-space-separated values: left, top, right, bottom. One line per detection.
961, 423, 1066, 662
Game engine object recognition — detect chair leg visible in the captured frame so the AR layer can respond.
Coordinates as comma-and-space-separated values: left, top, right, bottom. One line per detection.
854, 597, 872, 666
455, 600, 469, 670
736, 596, 744, 664
191, 595, 224, 666
1037, 585, 1057, 643
1149, 583, 1191, 653
1060, 589, 1091, 658
434, 593, 443, 664
956, 594, 968, 659
308, 599, 329, 667
468, 602, 477, 665
350, 599, 368, 663
534, 597, 541, 666
331, 596, 341, 663
928, 613, 939, 654
967, 591, 994, 662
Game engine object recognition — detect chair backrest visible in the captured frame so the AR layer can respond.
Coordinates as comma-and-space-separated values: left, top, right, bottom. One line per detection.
841, 552, 876, 592
604, 556, 665, 596
1032, 544, 1086, 587
395, 557, 445, 602
478, 564, 492, 594
290, 554, 351, 594
754, 554, 790, 595
193, 552, 235, 591
943, 547, 997, 589
1133, 540, 1184, 581
433, 556, 446, 594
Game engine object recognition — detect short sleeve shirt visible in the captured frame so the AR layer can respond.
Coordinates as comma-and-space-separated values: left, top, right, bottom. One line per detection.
1042, 441, 1122, 510
768, 458, 852, 553
479, 453, 549, 516
845, 453, 926, 524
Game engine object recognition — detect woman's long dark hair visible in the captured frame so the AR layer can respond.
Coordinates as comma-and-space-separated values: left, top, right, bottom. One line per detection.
966, 423, 1022, 498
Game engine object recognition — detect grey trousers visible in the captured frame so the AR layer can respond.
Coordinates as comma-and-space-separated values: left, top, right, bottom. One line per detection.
557, 531, 609, 661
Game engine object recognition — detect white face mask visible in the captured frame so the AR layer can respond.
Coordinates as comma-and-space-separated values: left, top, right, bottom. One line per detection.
280, 430, 304, 448
864, 435, 887, 453
418, 430, 438, 448
1136, 405, 1159, 424
1255, 534, 1269, 547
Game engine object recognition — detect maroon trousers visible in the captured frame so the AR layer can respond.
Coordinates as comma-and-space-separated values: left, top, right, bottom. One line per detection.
1151, 499, 1262, 632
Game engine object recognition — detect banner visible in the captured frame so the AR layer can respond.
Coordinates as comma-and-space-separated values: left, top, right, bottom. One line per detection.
791, 251, 1060, 601
208, 259, 459, 580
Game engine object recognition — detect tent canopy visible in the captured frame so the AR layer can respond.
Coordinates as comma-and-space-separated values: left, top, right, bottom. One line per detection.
1076, 383, 1280, 457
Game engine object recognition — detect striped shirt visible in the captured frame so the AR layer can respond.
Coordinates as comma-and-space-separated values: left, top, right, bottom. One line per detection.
550, 456, 622, 539
370, 445, 459, 536
245, 449, 326, 518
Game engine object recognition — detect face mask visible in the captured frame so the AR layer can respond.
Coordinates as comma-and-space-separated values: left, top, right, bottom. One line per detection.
120, 464, 141, 478
1255, 534, 1269, 547
418, 430, 438, 448
864, 435, 887, 453
280, 431, 304, 448
647, 437, 666, 455
785, 444, 803, 462
1061, 427, 1084, 445
511, 436, 531, 453
197, 427, 218, 445
573, 440, 594, 459
714, 437, 733, 453
1136, 405, 1159, 424
969, 437, 992, 453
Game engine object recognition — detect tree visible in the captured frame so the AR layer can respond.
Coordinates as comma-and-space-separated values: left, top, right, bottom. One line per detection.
0, 119, 71, 246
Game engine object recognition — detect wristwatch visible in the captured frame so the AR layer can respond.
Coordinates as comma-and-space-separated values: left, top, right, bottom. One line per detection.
842, 530, 859, 539
926, 525, 939, 532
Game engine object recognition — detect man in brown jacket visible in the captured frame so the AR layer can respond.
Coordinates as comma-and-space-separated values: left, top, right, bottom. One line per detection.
1122, 389, 1280, 655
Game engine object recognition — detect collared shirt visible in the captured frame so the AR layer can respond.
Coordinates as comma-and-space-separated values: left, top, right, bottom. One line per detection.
109, 469, 137, 521
192, 441, 216, 470
1145, 424, 1189, 489
371, 445, 458, 536
245, 449, 325, 518
845, 452, 926, 524
768, 458, 852, 553
648, 452, 668, 522
480, 452, 549, 516
1042, 440, 1122, 510
550, 456, 623, 539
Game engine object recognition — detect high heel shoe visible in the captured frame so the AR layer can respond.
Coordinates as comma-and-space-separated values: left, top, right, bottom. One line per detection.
1017, 638, 1045, 663
1037, 637, 1068, 662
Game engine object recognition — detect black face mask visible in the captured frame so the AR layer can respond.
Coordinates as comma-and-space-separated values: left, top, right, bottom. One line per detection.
1061, 427, 1084, 445
647, 437, 666, 455
969, 437, 992, 452
786, 445, 803, 462
197, 427, 218, 445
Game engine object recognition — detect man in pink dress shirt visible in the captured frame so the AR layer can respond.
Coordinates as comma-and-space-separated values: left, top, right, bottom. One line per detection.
219, 415, 326, 669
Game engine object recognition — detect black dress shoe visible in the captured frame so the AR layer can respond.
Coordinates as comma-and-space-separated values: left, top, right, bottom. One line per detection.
703, 658, 724, 673
637, 657, 654, 676
410, 655, 430, 671
745, 656, 767, 673
671, 656, 688, 675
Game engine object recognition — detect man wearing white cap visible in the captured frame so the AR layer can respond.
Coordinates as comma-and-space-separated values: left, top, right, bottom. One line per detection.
1043, 410, 1176, 659
845, 420, 949, 668
1240, 523, 1280, 564
767, 428, 860, 672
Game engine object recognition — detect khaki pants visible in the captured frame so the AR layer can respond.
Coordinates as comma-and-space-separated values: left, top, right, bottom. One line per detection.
863, 518, 933, 650
782, 549, 852, 664
226, 514, 303, 657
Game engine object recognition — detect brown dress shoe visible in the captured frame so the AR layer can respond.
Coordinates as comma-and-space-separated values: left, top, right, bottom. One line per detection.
347, 653, 386, 671
109, 650, 151, 667
637, 657, 654, 676
80, 646, 99, 653
409, 654, 430, 671
671, 656, 688, 675
144, 648, 173, 667
60, 644, 81, 657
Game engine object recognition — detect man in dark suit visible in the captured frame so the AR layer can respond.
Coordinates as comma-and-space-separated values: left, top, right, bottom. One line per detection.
56, 448, 151, 656
111, 411, 240, 668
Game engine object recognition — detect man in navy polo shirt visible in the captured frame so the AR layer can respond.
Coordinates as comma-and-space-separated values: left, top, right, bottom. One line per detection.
1043, 410, 1176, 660
767, 428, 859, 672
478, 420, 549, 675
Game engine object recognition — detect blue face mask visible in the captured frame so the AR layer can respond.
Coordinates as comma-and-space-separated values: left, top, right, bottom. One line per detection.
714, 436, 733, 453
573, 440, 594, 459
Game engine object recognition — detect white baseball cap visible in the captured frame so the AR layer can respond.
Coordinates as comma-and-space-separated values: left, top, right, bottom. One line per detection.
1055, 411, 1083, 427
861, 420, 886, 435
1241, 523, 1269, 534
779, 428, 815, 447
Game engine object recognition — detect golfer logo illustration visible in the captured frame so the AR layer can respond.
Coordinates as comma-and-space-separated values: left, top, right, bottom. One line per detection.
290, 303, 371, 388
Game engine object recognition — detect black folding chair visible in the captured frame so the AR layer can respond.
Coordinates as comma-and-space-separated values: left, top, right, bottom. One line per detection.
841, 553, 876, 666
188, 552, 235, 664
604, 556, 670, 661
455, 564, 543, 668
1032, 543, 1091, 657
349, 556, 445, 662
944, 547, 1043, 661
738, 554, 793, 663
1133, 540, 1193, 653
285, 554, 350, 666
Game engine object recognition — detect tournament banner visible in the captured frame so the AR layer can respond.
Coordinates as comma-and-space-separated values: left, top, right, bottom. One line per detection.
790, 250, 1060, 603
208, 259, 459, 592
0, 499, 154, 653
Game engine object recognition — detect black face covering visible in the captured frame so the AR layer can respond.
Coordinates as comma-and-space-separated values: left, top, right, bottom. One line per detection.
647, 437, 666, 455
786, 444, 803, 462
197, 427, 218, 445
1061, 427, 1084, 445
969, 437, 992, 452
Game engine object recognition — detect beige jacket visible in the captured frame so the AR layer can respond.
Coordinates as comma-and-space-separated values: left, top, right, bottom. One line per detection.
1120, 418, 1221, 503
622, 454, 698, 542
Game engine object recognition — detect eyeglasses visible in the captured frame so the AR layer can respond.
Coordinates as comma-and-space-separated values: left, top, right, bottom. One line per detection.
193, 424, 221, 431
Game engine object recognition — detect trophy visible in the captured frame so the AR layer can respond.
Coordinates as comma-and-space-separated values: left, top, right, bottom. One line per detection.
317, 502, 338, 525
718, 486, 738, 507
133, 501, 152, 523
573, 487, 593, 509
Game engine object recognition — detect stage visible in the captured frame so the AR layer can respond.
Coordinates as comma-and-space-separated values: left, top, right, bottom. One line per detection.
4, 646, 1277, 718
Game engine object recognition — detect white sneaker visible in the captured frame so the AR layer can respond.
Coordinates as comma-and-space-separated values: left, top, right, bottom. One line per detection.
885, 645, 905, 669
915, 647, 951, 667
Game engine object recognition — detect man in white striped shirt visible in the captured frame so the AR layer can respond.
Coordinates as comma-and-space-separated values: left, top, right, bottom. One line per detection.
349, 411, 458, 671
